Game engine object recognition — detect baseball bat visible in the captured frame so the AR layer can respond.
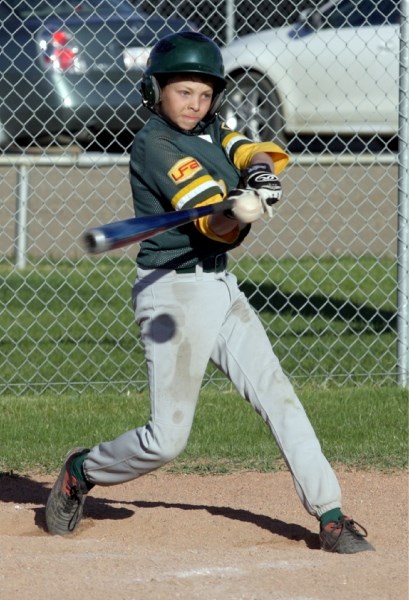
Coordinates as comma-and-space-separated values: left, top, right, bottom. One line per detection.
83, 199, 235, 254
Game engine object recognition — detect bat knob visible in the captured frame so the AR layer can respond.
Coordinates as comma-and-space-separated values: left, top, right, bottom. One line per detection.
83, 229, 110, 254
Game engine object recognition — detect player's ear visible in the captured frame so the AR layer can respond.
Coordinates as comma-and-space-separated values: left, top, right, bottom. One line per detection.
141, 75, 161, 109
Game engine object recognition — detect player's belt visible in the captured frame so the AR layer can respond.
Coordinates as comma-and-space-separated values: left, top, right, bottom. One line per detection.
175, 254, 227, 274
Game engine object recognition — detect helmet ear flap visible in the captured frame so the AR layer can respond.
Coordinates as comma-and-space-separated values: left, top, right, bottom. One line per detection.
141, 75, 161, 109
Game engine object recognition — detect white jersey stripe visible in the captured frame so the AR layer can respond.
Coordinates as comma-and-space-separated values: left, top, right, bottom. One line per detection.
175, 180, 223, 211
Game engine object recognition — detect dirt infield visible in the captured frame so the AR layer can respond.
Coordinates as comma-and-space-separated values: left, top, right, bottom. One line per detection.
0, 468, 407, 600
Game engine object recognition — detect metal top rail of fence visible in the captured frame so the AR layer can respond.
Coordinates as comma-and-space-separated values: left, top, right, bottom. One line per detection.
1, 149, 399, 268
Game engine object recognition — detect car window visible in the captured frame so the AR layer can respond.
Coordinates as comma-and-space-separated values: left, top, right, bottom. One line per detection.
321, 0, 400, 28
10, 0, 134, 19
374, 0, 401, 24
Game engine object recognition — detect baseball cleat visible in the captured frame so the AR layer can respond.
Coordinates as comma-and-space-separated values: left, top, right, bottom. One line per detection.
319, 515, 375, 554
45, 447, 90, 536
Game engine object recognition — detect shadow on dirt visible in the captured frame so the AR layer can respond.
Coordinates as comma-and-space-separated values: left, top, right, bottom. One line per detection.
0, 472, 319, 548
131, 499, 320, 550
0, 472, 134, 532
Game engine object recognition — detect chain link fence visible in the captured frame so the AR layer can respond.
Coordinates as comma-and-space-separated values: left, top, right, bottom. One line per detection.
0, 0, 405, 394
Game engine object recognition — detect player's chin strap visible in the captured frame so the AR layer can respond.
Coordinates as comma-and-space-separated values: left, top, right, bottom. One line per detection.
184, 113, 219, 135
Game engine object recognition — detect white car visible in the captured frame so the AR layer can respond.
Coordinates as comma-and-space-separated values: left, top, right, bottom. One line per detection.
220, 0, 400, 145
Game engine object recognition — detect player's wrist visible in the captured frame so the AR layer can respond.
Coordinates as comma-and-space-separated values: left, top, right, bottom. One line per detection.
244, 163, 273, 178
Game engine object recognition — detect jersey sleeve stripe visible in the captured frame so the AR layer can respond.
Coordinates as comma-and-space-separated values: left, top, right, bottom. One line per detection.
223, 134, 289, 174
222, 132, 250, 159
172, 175, 224, 211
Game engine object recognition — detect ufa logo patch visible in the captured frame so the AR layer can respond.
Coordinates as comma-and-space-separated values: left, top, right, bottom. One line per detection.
169, 157, 202, 184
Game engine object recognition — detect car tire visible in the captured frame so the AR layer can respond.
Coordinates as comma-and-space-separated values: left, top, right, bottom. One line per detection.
0, 121, 11, 149
221, 71, 286, 146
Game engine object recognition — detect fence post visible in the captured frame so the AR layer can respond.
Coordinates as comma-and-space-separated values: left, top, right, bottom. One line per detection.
397, 0, 409, 388
15, 164, 30, 270
226, 0, 235, 43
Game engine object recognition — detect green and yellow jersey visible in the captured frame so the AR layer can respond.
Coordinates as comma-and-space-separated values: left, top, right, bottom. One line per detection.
130, 114, 288, 270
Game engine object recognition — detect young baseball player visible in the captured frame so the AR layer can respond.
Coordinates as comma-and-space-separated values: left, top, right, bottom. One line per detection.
45, 32, 374, 554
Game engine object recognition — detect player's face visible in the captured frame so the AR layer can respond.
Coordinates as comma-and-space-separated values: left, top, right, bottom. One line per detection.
158, 76, 214, 131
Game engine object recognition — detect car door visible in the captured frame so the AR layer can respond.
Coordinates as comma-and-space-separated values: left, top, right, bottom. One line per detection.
294, 0, 399, 135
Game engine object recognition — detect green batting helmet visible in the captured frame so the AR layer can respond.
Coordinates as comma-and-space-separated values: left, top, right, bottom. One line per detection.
141, 32, 226, 116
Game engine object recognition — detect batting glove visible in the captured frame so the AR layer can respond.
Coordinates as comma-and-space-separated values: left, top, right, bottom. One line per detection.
242, 163, 282, 217
224, 188, 264, 224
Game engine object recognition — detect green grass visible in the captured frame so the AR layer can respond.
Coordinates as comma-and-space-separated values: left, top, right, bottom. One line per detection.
0, 254, 398, 393
0, 387, 407, 475
232, 255, 397, 385
1, 256, 405, 478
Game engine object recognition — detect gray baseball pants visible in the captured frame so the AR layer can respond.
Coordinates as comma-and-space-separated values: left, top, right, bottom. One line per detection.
83, 265, 342, 519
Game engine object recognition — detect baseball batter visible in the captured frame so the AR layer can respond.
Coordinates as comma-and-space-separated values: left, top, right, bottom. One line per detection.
46, 32, 374, 554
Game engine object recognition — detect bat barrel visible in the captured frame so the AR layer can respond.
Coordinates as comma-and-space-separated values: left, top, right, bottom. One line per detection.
82, 199, 235, 255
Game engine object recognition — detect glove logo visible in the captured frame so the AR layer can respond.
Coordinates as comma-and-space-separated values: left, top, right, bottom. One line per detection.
254, 174, 280, 186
